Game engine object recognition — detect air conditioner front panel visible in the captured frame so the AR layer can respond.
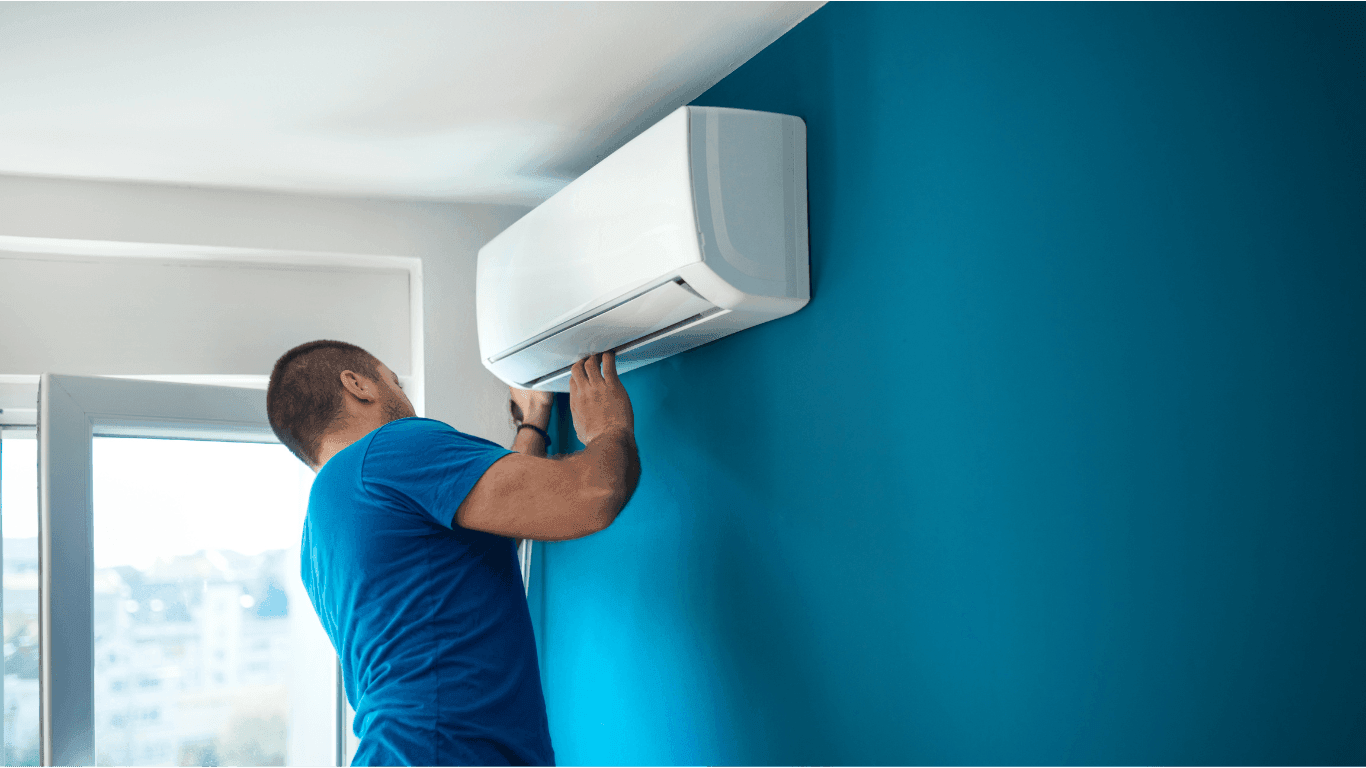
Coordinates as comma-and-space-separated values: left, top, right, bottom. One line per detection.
476, 109, 702, 358
489, 280, 716, 388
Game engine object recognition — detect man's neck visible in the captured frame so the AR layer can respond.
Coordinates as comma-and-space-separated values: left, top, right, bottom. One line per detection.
313, 414, 397, 471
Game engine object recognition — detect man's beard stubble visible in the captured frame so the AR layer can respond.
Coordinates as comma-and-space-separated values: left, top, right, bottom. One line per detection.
382, 394, 411, 424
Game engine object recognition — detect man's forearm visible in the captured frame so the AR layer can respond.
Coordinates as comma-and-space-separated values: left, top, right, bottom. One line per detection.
514, 424, 638, 535
512, 406, 553, 458
568, 427, 640, 527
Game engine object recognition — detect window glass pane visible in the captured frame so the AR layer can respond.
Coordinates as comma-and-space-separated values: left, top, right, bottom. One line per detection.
2, 433, 40, 767
91, 438, 332, 767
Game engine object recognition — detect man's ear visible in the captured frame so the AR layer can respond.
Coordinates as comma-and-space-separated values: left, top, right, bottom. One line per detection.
339, 370, 376, 402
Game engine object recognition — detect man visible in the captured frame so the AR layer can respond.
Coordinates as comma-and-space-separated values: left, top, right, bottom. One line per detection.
266, 339, 640, 766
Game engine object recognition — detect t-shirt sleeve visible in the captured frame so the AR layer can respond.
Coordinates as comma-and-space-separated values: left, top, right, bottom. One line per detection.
360, 419, 514, 529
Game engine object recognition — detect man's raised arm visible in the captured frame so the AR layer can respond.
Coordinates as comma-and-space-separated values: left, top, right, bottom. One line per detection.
455, 351, 641, 541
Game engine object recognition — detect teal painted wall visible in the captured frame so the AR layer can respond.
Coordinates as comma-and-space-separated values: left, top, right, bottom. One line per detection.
532, 3, 1366, 764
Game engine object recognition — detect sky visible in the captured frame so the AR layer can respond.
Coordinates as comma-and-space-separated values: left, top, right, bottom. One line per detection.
2, 435, 313, 569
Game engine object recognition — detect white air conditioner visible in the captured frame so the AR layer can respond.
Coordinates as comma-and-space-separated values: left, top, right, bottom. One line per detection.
476, 105, 809, 392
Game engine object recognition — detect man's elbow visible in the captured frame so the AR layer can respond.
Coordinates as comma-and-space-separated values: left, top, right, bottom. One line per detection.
576, 483, 634, 534
570, 432, 640, 535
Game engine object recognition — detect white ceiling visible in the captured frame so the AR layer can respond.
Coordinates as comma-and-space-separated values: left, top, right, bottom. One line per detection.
0, 1, 821, 205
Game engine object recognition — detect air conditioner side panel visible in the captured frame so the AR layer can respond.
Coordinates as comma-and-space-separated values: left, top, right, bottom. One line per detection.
689, 107, 810, 306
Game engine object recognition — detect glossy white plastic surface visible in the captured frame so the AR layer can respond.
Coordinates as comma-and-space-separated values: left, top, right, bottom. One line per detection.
477, 109, 701, 359
476, 105, 809, 390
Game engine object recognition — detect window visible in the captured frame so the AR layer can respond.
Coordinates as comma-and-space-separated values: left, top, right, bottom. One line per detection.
2, 426, 40, 767
37, 375, 341, 766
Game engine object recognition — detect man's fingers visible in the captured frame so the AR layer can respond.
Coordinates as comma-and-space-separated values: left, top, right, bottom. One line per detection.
584, 353, 604, 384
601, 350, 620, 385
574, 352, 622, 389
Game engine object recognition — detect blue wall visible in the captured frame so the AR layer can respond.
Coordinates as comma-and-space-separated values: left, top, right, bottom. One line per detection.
534, 3, 1366, 764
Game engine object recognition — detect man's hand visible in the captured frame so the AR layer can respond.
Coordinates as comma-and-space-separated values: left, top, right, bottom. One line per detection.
569, 351, 635, 444
510, 386, 554, 429
457, 350, 640, 540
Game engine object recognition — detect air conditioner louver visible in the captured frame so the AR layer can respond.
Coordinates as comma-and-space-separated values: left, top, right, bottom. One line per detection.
491, 280, 717, 390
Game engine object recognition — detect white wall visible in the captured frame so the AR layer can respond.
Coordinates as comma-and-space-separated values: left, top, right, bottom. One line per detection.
0, 253, 412, 375
0, 174, 530, 444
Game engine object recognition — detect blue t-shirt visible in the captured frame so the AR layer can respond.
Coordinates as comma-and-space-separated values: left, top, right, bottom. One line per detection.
301, 417, 555, 766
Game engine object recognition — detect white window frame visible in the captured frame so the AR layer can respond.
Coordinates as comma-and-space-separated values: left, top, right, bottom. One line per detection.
7, 236, 544, 765
37, 374, 344, 766
0, 236, 422, 767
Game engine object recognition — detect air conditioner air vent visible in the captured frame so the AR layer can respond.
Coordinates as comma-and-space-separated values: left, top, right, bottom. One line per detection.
492, 280, 716, 390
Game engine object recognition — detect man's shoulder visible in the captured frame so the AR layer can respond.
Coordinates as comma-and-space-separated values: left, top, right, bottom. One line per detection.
374, 416, 451, 436
310, 420, 446, 490
368, 418, 458, 448
363, 418, 510, 478
371, 417, 506, 451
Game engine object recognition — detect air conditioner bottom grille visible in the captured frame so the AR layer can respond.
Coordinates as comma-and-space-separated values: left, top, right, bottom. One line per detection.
524, 307, 729, 390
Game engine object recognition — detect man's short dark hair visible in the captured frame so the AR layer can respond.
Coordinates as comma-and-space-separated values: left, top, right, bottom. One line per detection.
268, 340, 383, 467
